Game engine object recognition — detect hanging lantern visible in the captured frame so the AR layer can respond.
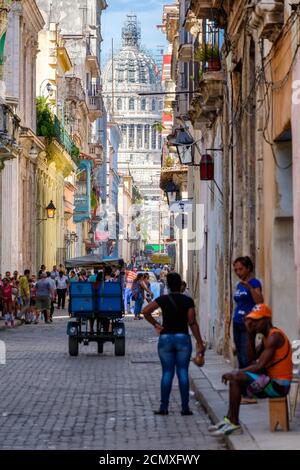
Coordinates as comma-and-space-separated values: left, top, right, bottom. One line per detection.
46, 200, 56, 219
174, 128, 195, 165
200, 154, 214, 181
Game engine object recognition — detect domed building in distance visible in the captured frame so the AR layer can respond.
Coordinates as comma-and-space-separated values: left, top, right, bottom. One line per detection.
103, 14, 163, 201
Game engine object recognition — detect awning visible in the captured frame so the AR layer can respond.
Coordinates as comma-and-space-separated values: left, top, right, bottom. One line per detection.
65, 254, 124, 268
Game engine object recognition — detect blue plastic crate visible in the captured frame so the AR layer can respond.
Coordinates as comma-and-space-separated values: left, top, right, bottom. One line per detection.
70, 282, 94, 296
70, 296, 94, 313
97, 282, 122, 297
97, 296, 123, 313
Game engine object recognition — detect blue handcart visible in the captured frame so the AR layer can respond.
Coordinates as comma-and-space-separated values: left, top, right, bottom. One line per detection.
66, 256, 125, 357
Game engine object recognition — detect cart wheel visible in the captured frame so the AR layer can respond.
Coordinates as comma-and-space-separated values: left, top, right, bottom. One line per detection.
97, 341, 104, 354
115, 337, 125, 356
69, 336, 79, 356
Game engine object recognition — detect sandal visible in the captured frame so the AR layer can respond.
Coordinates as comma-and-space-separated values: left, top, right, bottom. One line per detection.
241, 397, 258, 404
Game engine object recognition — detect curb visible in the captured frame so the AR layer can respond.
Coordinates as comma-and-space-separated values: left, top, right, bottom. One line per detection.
189, 362, 259, 450
0, 319, 22, 331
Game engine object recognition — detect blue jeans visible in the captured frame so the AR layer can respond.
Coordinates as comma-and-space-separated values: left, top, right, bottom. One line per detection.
158, 334, 192, 412
134, 293, 143, 317
124, 288, 132, 311
233, 322, 250, 369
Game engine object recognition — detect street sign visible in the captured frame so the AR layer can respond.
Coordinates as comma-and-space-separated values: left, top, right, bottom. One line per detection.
169, 199, 193, 213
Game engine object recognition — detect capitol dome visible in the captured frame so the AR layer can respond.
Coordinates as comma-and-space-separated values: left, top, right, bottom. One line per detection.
103, 14, 160, 89
102, 14, 162, 201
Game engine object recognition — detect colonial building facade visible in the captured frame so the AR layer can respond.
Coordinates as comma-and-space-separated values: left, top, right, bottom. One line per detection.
161, 0, 300, 357
0, 0, 44, 273
0, 0, 108, 272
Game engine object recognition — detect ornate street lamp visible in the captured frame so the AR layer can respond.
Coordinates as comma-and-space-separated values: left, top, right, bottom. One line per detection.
36, 200, 56, 224
46, 200, 56, 219
172, 128, 195, 165
70, 231, 79, 242
88, 228, 94, 242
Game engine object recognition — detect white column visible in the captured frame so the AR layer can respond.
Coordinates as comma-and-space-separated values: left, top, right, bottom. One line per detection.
150, 126, 153, 149
126, 125, 129, 151
4, 2, 22, 100
1, 159, 20, 272
134, 124, 137, 150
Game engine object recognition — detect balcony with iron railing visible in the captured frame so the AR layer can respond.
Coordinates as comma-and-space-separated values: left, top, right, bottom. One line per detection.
0, 104, 20, 167
86, 41, 101, 79
89, 140, 103, 166
87, 95, 102, 122
88, 83, 102, 97
195, 20, 223, 74
54, 115, 80, 166
178, 28, 193, 63
184, 19, 224, 126
65, 76, 86, 103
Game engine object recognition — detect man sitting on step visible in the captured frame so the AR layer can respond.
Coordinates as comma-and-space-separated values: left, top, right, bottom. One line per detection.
209, 303, 292, 436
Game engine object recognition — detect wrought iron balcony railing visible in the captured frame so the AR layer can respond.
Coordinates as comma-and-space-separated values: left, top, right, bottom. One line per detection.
54, 116, 80, 166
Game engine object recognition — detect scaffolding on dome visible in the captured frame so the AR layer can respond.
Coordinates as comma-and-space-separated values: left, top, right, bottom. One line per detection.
122, 14, 141, 48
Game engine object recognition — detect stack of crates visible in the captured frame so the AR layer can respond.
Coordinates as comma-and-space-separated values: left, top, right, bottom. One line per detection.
69, 282, 95, 317
96, 282, 123, 317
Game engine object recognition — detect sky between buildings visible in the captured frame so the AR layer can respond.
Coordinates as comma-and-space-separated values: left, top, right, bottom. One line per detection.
101, 0, 168, 66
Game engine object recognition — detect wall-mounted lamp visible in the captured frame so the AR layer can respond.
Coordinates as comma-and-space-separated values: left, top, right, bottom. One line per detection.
70, 231, 79, 242
37, 200, 56, 224
88, 228, 94, 242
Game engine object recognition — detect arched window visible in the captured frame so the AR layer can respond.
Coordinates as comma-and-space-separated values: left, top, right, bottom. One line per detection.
129, 98, 135, 110
151, 99, 156, 111
117, 98, 122, 110
141, 99, 146, 111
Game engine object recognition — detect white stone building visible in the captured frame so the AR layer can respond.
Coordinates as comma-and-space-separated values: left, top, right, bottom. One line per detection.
102, 14, 162, 202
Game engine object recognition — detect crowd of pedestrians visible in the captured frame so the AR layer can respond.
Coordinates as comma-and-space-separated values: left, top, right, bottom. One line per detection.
0, 264, 69, 326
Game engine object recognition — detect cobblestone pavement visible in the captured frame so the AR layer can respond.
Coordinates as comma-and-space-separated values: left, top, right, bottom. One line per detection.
0, 314, 227, 450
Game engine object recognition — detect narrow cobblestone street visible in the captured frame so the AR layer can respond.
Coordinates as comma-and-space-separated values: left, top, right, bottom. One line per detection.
0, 316, 227, 450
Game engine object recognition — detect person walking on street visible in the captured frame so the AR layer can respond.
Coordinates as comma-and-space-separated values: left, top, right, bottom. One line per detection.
50, 266, 59, 280
35, 272, 54, 323
29, 276, 38, 324
143, 273, 153, 304
142, 272, 205, 415
56, 271, 69, 309
19, 269, 31, 323
124, 268, 136, 314
209, 304, 292, 436
48, 273, 57, 321
1, 277, 14, 326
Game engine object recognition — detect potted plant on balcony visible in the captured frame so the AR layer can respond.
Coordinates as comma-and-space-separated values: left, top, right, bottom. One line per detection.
194, 44, 221, 72
165, 155, 175, 168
